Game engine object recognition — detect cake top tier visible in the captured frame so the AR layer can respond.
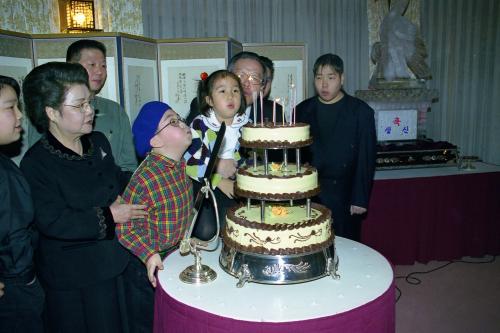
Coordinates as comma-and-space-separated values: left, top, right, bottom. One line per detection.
240, 122, 312, 149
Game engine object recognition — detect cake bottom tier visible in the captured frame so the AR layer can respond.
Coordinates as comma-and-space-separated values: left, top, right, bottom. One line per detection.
223, 202, 333, 255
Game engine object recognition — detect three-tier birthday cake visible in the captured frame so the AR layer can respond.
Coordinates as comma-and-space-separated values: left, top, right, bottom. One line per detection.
219, 122, 339, 286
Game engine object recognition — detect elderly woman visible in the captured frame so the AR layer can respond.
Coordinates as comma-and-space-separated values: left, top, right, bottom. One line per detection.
20, 62, 146, 333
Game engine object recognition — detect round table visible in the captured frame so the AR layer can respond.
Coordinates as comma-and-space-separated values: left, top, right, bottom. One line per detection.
154, 237, 395, 333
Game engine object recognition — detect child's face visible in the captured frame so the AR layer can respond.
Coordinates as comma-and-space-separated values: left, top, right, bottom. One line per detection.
314, 65, 344, 104
0, 85, 23, 145
206, 76, 242, 122
154, 109, 192, 151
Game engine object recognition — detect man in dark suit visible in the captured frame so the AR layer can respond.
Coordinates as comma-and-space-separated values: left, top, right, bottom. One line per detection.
296, 54, 376, 241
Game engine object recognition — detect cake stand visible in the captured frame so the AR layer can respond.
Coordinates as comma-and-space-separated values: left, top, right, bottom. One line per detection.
219, 241, 339, 287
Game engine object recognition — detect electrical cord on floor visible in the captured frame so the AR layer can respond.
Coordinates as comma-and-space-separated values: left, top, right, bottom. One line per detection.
394, 255, 497, 303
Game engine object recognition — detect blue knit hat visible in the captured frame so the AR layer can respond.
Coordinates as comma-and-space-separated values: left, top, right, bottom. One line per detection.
132, 101, 171, 158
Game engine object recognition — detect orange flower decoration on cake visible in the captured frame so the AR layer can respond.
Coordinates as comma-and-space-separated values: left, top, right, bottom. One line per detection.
269, 162, 282, 173
271, 206, 289, 217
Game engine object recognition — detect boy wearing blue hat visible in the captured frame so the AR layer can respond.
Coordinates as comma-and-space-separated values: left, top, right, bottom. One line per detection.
116, 101, 193, 333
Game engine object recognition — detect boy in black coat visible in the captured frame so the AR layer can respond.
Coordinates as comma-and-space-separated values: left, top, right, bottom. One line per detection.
296, 54, 376, 241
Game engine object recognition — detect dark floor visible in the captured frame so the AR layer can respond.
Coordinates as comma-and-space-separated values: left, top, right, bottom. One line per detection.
394, 256, 500, 333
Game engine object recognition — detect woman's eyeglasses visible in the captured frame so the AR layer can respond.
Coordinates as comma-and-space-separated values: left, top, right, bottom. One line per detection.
63, 99, 95, 113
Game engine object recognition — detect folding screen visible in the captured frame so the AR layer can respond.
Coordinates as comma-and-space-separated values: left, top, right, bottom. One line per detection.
157, 37, 242, 118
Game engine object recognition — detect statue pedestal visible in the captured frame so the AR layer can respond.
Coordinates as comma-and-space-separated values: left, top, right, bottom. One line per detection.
355, 87, 438, 140
355, 87, 457, 169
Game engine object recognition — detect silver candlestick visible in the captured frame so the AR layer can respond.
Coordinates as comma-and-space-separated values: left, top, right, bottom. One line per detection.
179, 178, 220, 284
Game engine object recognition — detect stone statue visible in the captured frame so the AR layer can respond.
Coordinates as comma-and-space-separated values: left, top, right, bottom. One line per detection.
370, 0, 432, 87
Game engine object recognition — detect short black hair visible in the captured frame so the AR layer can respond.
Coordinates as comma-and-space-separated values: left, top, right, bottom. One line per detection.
66, 39, 107, 63
313, 53, 344, 76
197, 70, 246, 117
259, 55, 275, 81
227, 51, 265, 76
0, 75, 21, 98
23, 62, 89, 133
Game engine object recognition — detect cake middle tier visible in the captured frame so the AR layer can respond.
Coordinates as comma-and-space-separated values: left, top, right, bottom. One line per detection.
235, 164, 320, 201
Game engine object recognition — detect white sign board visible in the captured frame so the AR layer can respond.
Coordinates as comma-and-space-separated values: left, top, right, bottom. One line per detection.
376, 109, 417, 141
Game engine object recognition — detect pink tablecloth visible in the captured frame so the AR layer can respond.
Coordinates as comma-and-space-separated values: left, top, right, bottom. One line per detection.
154, 280, 395, 333
362, 171, 500, 265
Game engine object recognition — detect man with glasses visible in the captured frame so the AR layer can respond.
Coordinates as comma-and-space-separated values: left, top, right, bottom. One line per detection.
27, 40, 137, 172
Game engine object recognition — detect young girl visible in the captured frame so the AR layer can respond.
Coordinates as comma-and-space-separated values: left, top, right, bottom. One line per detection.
0, 75, 44, 332
184, 70, 247, 239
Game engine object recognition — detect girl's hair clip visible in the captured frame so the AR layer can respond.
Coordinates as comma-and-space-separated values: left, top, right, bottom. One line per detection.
200, 72, 208, 81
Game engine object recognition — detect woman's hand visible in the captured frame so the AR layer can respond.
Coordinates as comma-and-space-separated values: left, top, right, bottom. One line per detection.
218, 178, 235, 199
110, 196, 148, 224
146, 253, 164, 288
216, 159, 237, 179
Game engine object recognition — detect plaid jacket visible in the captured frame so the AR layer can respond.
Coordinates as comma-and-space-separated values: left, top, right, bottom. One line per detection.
116, 153, 192, 263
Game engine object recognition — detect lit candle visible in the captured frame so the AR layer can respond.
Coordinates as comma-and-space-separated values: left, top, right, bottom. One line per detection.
252, 91, 258, 126
260, 90, 264, 126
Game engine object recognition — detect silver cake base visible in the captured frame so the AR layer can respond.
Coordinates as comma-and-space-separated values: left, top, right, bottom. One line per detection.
219, 241, 340, 287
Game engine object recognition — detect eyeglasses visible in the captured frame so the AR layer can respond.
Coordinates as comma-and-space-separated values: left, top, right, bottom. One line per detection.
63, 99, 94, 113
154, 116, 186, 135
235, 72, 264, 86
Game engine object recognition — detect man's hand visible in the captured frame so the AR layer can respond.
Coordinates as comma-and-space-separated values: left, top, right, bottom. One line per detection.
146, 253, 164, 288
350, 205, 367, 215
0, 281, 5, 298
